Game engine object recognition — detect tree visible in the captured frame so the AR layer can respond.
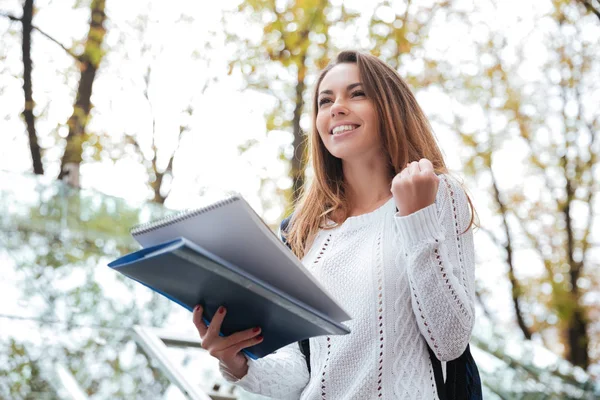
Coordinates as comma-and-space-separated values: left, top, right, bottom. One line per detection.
131, 60, 193, 204
58, 0, 107, 181
224, 0, 458, 217
21, 0, 43, 175
446, 0, 599, 370
367, 0, 451, 77
107, 7, 210, 205
0, 1, 44, 174
223, 0, 360, 212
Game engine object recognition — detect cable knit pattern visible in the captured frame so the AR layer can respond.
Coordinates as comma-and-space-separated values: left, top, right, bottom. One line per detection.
395, 175, 476, 363
219, 174, 475, 399
220, 342, 310, 399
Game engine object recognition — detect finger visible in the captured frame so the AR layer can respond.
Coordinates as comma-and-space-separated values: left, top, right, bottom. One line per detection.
418, 158, 434, 174
408, 161, 420, 175
220, 327, 262, 349
192, 305, 208, 338
226, 334, 265, 356
207, 305, 227, 337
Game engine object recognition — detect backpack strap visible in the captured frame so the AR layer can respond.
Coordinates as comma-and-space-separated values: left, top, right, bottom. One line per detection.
279, 214, 293, 244
299, 338, 311, 374
464, 345, 483, 400
445, 344, 482, 400
427, 346, 447, 400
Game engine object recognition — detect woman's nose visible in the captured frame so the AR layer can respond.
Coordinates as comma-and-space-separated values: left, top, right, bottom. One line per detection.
330, 101, 348, 117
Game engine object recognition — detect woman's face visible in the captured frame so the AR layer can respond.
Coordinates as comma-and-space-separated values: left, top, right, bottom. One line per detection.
316, 63, 381, 162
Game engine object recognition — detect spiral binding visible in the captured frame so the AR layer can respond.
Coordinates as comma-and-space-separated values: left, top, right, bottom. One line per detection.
130, 194, 241, 236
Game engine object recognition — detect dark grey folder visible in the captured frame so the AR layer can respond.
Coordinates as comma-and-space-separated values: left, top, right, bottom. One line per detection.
108, 237, 350, 359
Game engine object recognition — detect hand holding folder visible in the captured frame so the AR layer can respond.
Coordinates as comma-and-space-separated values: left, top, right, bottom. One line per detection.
107, 194, 351, 359
192, 303, 259, 381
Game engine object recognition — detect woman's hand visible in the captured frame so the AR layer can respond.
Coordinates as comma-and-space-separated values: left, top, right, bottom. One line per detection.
391, 158, 440, 217
192, 304, 264, 380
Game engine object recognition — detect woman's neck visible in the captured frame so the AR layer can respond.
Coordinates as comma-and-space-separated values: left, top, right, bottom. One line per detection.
341, 157, 393, 217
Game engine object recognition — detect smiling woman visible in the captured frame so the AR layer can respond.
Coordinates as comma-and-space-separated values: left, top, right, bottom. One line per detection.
193, 50, 480, 400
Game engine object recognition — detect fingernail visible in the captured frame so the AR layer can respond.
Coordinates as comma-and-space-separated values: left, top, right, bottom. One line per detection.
194, 305, 201, 312
256, 335, 263, 341
253, 327, 260, 333
218, 306, 225, 314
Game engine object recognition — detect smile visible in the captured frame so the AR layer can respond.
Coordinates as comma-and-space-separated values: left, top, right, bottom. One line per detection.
330, 124, 360, 135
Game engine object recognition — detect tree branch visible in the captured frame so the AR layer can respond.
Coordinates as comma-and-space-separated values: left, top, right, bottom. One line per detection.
0, 11, 79, 61
32, 24, 79, 61
475, 288, 494, 321
574, 71, 598, 269
144, 65, 164, 204
578, 0, 600, 22
0, 11, 21, 22
489, 162, 533, 340
477, 225, 502, 248
479, 70, 533, 339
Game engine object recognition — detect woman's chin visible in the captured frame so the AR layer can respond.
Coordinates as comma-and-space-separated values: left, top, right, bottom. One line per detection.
327, 144, 384, 163
328, 148, 358, 161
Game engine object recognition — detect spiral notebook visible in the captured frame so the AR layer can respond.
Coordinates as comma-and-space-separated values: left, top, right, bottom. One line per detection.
109, 194, 351, 358
130, 194, 350, 322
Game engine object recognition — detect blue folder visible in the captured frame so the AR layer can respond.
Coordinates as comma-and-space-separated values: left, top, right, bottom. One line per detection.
108, 237, 350, 359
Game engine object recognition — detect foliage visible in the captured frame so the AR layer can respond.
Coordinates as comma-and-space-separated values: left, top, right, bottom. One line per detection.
223, 0, 360, 215
0, 174, 175, 398
441, 0, 600, 371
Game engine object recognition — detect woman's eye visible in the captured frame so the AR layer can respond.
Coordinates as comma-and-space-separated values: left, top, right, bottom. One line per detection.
319, 98, 332, 107
351, 91, 365, 98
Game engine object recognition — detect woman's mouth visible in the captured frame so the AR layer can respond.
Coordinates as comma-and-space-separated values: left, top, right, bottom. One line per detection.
330, 124, 360, 136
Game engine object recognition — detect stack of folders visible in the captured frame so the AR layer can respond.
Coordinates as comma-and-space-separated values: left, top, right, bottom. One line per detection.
108, 194, 351, 359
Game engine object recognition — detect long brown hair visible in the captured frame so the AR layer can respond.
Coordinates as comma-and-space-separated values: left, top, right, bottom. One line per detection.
286, 50, 475, 259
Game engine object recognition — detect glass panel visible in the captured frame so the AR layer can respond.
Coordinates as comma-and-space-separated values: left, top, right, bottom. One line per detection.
0, 318, 173, 399
472, 311, 598, 398
160, 345, 269, 399
1, 171, 177, 398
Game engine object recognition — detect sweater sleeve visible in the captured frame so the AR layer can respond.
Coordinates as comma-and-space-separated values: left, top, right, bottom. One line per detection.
393, 174, 476, 362
219, 342, 310, 399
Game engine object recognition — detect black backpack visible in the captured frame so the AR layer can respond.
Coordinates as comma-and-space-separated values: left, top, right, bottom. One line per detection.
279, 216, 483, 400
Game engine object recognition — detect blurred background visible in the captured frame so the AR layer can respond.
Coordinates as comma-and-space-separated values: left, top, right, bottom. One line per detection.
0, 0, 599, 398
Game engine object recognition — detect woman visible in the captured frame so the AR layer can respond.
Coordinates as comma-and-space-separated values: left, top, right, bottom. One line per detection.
192, 50, 477, 399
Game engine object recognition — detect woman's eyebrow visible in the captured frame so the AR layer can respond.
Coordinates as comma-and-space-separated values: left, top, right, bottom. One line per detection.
319, 82, 363, 96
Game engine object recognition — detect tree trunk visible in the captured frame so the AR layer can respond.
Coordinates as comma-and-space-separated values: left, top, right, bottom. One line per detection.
151, 155, 172, 204
22, 0, 43, 175
152, 174, 164, 203
566, 305, 589, 368
563, 177, 590, 368
290, 56, 307, 203
58, 0, 106, 181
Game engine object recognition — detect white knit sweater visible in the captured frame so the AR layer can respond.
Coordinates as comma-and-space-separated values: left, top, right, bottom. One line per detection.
220, 174, 476, 399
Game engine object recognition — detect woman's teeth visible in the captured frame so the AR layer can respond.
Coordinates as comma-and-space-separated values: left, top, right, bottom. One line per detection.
332, 125, 359, 135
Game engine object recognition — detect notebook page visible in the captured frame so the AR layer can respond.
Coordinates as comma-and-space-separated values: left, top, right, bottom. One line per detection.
132, 196, 351, 323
